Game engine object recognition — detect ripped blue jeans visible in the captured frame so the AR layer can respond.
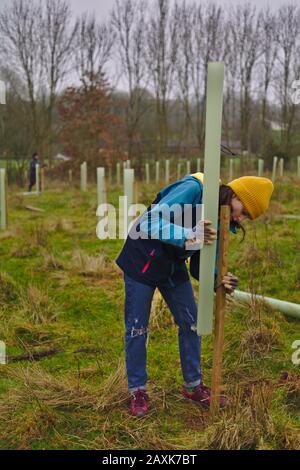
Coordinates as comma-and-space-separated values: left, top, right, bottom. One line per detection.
124, 274, 201, 392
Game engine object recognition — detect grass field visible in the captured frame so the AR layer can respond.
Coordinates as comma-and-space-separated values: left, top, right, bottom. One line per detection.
0, 174, 299, 450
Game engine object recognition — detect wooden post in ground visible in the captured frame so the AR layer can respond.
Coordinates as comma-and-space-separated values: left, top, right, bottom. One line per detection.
197, 158, 201, 172
68, 169, 73, 184
186, 160, 191, 175
210, 205, 230, 417
0, 168, 7, 230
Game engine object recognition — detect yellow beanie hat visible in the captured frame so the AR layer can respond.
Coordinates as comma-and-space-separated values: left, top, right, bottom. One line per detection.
227, 176, 274, 220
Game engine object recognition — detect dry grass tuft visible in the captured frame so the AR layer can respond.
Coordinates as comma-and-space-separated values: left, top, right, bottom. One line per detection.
279, 371, 300, 409
240, 324, 281, 359
30, 223, 49, 248
5, 365, 97, 411
20, 285, 59, 324
39, 249, 65, 271
70, 250, 116, 279
0, 272, 19, 306
201, 384, 278, 450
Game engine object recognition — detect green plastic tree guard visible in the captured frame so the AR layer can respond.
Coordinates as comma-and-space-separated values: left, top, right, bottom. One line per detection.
197, 62, 224, 336
123, 168, 135, 237
80, 162, 87, 192
279, 158, 284, 177
0, 169, 7, 230
229, 158, 234, 181
116, 163, 121, 186
155, 161, 160, 184
177, 163, 181, 180
232, 290, 300, 321
145, 163, 150, 184
0, 80, 6, 105
165, 160, 170, 183
36, 164, 40, 195
272, 156, 278, 182
258, 159, 264, 177
97, 167, 106, 206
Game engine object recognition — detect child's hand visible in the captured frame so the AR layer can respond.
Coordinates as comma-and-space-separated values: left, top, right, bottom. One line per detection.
203, 220, 217, 245
221, 272, 239, 295
185, 219, 217, 250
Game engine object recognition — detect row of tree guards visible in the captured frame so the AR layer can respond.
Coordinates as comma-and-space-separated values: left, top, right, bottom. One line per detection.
1, 154, 299, 233
77, 154, 300, 191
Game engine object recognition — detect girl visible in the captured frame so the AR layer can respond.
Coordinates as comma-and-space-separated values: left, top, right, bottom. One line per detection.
116, 172, 274, 417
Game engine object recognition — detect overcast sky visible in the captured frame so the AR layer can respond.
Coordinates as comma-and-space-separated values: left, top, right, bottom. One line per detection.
68, 0, 292, 19
0, 0, 294, 19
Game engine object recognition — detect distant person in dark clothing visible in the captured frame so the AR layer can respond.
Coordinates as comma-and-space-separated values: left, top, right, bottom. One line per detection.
28, 152, 39, 192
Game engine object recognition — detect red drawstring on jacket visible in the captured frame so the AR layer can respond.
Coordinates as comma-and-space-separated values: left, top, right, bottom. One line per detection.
141, 250, 156, 273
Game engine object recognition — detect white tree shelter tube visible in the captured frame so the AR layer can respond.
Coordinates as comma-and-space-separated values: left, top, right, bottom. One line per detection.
197, 62, 225, 336
232, 290, 300, 321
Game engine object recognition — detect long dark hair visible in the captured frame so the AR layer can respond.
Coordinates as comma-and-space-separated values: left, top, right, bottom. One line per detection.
218, 184, 246, 242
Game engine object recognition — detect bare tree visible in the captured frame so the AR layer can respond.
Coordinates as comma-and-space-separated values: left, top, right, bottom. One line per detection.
39, 0, 78, 164
111, 0, 149, 160
275, 3, 300, 156
257, 8, 278, 155
0, 0, 44, 150
76, 13, 115, 88
146, 0, 178, 158
174, 1, 193, 145
188, 3, 227, 151
0, 0, 78, 165
228, 4, 262, 154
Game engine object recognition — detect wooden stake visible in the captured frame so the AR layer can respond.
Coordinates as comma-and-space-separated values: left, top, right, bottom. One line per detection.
210, 205, 230, 417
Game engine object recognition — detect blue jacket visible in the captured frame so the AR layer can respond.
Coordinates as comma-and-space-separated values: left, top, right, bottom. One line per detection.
116, 175, 237, 288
